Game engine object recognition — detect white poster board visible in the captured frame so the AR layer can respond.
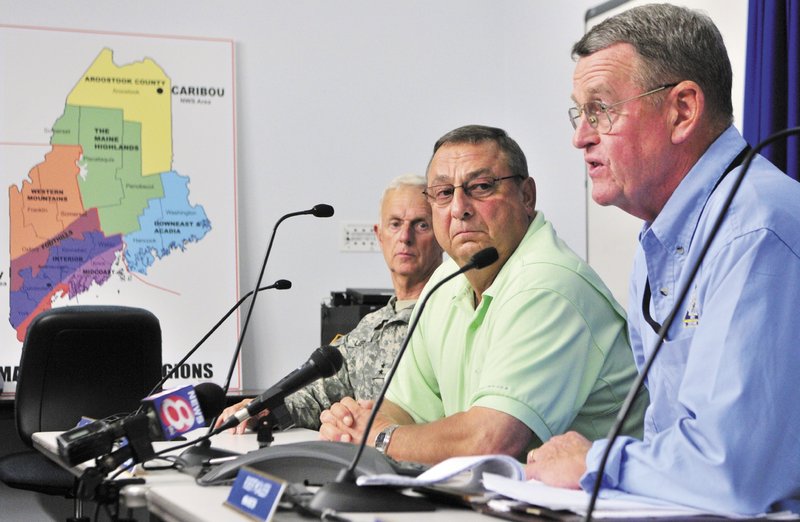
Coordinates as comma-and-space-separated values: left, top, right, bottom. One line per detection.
0, 25, 239, 395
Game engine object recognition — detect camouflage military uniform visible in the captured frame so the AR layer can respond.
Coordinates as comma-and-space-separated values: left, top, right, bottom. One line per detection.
282, 296, 412, 429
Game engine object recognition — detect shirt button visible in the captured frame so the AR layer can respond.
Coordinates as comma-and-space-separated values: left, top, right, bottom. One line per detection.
676, 246, 684, 254
659, 287, 669, 296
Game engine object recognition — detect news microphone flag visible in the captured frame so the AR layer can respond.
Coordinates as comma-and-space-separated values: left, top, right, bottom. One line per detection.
142, 385, 206, 440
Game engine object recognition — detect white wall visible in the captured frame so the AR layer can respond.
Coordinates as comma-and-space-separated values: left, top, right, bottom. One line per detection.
4, 0, 741, 390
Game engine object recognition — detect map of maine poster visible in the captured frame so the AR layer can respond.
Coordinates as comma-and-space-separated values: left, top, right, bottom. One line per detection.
0, 24, 240, 395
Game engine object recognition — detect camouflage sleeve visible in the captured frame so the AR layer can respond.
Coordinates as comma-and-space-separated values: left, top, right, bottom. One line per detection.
283, 352, 353, 430
282, 301, 409, 430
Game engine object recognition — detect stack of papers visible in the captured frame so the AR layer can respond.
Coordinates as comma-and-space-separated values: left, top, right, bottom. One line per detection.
483, 473, 713, 519
356, 453, 799, 519
483, 475, 799, 519
356, 454, 524, 493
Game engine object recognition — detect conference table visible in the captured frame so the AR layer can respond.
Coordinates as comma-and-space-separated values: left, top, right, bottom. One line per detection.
32, 428, 503, 522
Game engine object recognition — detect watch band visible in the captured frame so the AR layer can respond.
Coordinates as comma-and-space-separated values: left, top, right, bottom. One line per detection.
374, 424, 399, 455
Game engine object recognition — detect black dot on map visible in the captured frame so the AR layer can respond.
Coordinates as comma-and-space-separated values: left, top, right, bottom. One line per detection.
157, 88, 164, 94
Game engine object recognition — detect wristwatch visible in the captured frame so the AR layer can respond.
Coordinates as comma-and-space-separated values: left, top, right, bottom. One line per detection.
374, 424, 399, 455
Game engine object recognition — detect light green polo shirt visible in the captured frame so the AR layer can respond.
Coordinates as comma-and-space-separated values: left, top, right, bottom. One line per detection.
386, 212, 646, 451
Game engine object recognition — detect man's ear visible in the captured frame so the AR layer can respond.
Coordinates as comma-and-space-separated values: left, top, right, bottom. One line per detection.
521, 176, 537, 217
373, 223, 381, 242
669, 80, 704, 144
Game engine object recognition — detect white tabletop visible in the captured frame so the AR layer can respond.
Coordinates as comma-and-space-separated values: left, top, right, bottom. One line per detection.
35, 429, 499, 521
33, 428, 318, 509
146, 481, 495, 522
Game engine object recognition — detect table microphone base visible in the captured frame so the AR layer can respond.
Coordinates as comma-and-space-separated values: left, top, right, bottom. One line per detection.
309, 480, 435, 512
175, 441, 240, 476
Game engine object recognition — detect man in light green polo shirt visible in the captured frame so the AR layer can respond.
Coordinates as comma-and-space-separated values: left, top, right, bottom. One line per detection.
319, 125, 645, 465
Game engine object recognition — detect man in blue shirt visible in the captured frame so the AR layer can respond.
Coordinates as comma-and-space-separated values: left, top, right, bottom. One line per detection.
526, 3, 800, 515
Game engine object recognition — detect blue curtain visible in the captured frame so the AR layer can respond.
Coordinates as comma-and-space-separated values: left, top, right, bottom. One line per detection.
743, 0, 800, 180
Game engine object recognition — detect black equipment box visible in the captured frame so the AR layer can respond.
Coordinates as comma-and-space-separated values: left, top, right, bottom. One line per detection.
320, 288, 392, 345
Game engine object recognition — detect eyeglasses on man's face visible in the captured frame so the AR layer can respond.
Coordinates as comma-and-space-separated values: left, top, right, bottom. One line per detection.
568, 83, 679, 134
422, 175, 522, 207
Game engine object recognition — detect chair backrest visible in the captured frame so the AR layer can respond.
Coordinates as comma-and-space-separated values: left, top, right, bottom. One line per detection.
14, 305, 162, 447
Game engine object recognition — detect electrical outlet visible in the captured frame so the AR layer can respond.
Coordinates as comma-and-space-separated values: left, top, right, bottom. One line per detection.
341, 222, 379, 252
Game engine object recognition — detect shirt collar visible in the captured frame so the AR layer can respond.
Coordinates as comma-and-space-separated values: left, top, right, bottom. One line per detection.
644, 126, 747, 252
394, 297, 416, 311
449, 211, 546, 303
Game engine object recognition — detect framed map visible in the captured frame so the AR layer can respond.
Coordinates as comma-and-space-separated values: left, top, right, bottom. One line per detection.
0, 24, 239, 396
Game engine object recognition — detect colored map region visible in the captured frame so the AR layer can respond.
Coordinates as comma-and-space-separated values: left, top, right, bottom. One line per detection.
125, 171, 211, 273
8, 48, 212, 341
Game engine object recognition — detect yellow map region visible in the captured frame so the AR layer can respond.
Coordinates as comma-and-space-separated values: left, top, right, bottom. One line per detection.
66, 48, 171, 177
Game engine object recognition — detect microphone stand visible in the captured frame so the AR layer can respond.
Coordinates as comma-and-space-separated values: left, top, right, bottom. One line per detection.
181, 205, 332, 466
123, 282, 289, 475
142, 279, 292, 400
582, 127, 800, 522
220, 204, 333, 396
309, 247, 499, 513
76, 414, 154, 503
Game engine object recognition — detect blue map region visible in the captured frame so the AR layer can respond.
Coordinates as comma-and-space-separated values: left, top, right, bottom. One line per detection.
124, 171, 212, 274
9, 231, 123, 329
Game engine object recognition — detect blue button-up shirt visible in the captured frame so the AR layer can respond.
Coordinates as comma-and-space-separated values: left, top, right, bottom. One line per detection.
581, 127, 800, 515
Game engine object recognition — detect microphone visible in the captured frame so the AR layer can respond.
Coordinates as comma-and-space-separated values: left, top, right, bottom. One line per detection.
143, 279, 292, 399
220, 204, 335, 397
583, 127, 800, 522
71, 383, 227, 501
212, 345, 344, 434
58, 382, 226, 467
272, 279, 292, 290
467, 246, 501, 269
310, 204, 335, 217
142, 382, 228, 442
309, 247, 499, 512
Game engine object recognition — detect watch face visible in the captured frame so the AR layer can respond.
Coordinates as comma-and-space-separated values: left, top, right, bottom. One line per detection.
375, 425, 396, 453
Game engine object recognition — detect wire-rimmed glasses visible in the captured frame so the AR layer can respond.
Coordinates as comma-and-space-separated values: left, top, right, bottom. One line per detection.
569, 83, 679, 134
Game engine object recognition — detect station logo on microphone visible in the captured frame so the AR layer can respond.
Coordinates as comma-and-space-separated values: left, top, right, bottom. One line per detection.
152, 385, 205, 438
0, 26, 239, 394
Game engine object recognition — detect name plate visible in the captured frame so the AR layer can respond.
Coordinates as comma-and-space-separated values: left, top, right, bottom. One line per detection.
225, 466, 286, 521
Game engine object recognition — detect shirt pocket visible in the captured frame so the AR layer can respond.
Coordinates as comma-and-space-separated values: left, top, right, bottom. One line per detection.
644, 331, 693, 434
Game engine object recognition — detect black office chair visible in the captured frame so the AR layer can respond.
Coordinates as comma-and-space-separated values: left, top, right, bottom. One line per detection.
0, 305, 162, 520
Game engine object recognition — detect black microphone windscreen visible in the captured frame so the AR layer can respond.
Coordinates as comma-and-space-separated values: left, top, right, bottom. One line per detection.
312, 204, 335, 218
470, 247, 499, 269
274, 279, 292, 290
194, 382, 227, 422
310, 345, 344, 378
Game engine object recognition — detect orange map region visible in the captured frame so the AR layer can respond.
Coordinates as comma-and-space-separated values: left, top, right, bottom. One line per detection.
9, 144, 86, 260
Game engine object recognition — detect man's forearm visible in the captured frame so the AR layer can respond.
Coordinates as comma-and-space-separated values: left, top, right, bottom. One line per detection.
376, 406, 532, 465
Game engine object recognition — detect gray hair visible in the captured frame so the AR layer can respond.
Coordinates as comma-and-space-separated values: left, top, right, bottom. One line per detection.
379, 173, 428, 215
428, 125, 529, 180
572, 3, 733, 129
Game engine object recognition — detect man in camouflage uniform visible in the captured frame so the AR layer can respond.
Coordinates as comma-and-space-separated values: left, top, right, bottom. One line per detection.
217, 174, 443, 432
